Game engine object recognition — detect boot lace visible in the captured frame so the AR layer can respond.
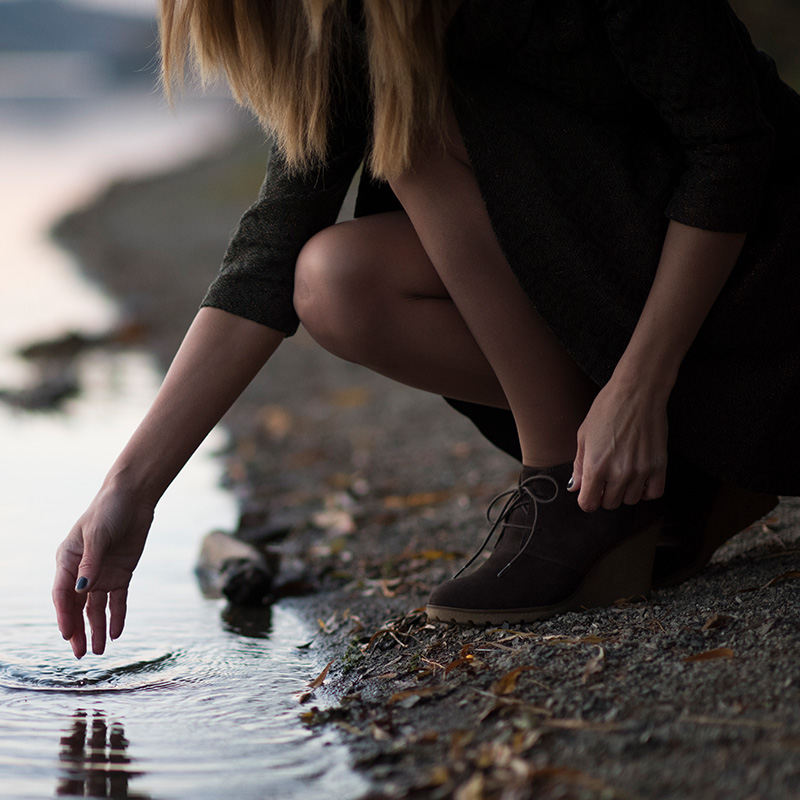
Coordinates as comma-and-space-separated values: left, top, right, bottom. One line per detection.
453, 473, 559, 579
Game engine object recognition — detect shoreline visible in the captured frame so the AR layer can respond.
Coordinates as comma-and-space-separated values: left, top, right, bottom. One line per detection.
52, 125, 800, 800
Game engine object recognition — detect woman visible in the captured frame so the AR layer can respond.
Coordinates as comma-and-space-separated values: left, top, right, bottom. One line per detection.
53, 0, 800, 657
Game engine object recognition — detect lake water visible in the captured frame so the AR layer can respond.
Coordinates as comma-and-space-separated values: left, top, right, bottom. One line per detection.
0, 88, 365, 799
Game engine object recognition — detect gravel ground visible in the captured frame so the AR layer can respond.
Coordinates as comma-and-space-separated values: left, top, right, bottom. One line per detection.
50, 128, 800, 800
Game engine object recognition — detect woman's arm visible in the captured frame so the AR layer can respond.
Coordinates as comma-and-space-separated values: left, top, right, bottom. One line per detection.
53, 307, 283, 658
571, 220, 747, 511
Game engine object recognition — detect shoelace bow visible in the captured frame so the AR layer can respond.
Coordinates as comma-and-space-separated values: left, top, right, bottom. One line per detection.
453, 473, 559, 579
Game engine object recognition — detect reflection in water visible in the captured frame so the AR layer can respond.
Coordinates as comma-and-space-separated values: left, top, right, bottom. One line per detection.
220, 604, 274, 640
57, 711, 149, 799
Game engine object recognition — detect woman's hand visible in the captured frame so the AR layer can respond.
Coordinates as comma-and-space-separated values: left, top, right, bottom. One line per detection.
53, 485, 154, 659
570, 378, 669, 511
566, 221, 747, 513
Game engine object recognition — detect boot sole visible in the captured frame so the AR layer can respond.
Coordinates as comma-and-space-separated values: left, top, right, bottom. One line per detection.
426, 520, 660, 625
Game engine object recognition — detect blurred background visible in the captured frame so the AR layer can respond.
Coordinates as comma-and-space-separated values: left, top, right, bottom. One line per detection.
0, 2, 796, 798
0, 5, 365, 799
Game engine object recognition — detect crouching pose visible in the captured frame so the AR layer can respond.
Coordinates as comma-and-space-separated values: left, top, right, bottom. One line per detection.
54, 0, 800, 656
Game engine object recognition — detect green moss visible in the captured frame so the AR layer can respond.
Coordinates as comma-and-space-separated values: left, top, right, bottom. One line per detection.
340, 637, 366, 674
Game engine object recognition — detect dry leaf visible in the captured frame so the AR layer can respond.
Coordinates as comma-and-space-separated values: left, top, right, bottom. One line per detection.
318, 612, 339, 634
388, 686, 441, 705
370, 722, 392, 741
581, 647, 605, 683
763, 570, 800, 588
335, 722, 363, 736
702, 613, 732, 631
400, 549, 461, 562
511, 729, 542, 754
308, 658, 335, 689
545, 719, 623, 732
426, 766, 450, 787
382, 490, 452, 509
444, 656, 474, 675
491, 665, 537, 696
449, 729, 476, 760
347, 615, 364, 634
682, 647, 735, 663
329, 386, 370, 408
258, 405, 292, 438
454, 772, 485, 800
311, 509, 356, 535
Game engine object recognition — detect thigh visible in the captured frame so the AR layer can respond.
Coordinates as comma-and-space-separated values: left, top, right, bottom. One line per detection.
303, 210, 451, 301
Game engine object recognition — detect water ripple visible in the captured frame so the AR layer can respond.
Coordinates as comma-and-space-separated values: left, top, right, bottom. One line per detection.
0, 652, 183, 693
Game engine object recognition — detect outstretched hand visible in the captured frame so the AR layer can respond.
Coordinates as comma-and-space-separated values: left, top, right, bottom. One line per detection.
569, 378, 669, 512
53, 486, 154, 658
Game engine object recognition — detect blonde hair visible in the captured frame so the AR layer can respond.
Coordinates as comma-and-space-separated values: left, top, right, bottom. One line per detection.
159, 0, 459, 179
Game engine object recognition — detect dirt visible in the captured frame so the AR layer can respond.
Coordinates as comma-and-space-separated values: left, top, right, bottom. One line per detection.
49, 124, 800, 800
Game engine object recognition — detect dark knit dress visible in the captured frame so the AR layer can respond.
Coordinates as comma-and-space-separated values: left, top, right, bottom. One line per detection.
201, 0, 800, 495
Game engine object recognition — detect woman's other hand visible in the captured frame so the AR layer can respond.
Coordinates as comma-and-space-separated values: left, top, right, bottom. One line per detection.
569, 378, 669, 511
53, 486, 154, 659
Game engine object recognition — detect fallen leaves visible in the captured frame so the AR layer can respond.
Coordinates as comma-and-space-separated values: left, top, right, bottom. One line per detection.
328, 386, 371, 408
491, 666, 539, 696
682, 647, 735, 663
581, 646, 605, 684
740, 570, 800, 594
296, 658, 336, 703
702, 613, 733, 631
308, 658, 335, 689
311, 509, 356, 535
382, 489, 453, 509
257, 404, 293, 439
388, 685, 450, 707
762, 570, 800, 588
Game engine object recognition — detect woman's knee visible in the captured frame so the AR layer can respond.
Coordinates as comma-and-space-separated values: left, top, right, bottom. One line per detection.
294, 223, 382, 356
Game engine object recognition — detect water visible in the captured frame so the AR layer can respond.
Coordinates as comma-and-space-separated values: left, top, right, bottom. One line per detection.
0, 87, 365, 800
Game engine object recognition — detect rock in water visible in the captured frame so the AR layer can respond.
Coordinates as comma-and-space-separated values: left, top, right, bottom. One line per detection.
196, 530, 279, 606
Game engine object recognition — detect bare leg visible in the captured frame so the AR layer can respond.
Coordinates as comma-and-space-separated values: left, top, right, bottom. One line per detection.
295, 211, 509, 409
387, 113, 597, 467
296, 109, 596, 466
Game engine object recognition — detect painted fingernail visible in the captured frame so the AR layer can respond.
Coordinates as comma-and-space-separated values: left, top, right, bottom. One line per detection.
75, 577, 88, 591
566, 477, 574, 490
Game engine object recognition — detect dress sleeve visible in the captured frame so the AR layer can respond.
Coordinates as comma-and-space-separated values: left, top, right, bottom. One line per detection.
596, 0, 776, 232
200, 20, 369, 336
200, 131, 366, 335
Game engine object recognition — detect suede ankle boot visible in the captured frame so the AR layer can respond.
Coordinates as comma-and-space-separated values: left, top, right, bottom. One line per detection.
426, 463, 662, 625
653, 458, 778, 587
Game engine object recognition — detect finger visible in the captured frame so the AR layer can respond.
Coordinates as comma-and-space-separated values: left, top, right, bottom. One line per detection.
109, 588, 128, 641
86, 592, 108, 656
642, 472, 667, 501
600, 478, 628, 510
74, 551, 101, 595
53, 546, 82, 641
622, 477, 648, 506
570, 440, 585, 493
577, 461, 606, 512
70, 623, 88, 660
52, 586, 80, 642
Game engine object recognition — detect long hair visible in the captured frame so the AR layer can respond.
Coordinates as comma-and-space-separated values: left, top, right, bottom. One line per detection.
159, 0, 458, 179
